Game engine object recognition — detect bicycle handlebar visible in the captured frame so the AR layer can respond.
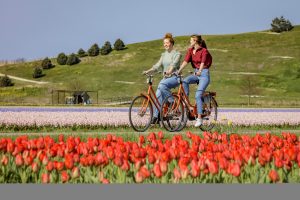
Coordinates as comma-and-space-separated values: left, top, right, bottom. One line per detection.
142, 71, 162, 77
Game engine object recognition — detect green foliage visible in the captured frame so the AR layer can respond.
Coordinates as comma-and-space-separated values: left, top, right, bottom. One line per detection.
88, 43, 100, 56
32, 67, 44, 78
0, 75, 14, 87
66, 54, 81, 65
41, 57, 54, 69
57, 53, 68, 65
100, 41, 112, 55
271, 16, 294, 33
114, 39, 125, 50
77, 48, 87, 57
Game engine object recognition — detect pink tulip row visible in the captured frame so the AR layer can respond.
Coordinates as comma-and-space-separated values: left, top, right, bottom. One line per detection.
0, 110, 299, 127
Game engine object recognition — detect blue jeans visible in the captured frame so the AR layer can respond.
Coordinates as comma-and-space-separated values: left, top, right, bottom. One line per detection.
154, 75, 179, 118
183, 69, 210, 115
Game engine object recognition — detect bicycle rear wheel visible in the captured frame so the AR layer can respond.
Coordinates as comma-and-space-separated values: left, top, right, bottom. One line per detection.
160, 95, 184, 132
200, 97, 218, 131
129, 95, 153, 132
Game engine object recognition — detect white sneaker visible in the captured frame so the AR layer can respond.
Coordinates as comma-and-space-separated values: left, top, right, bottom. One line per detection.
194, 118, 203, 127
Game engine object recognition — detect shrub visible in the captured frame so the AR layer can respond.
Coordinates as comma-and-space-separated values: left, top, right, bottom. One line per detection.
66, 54, 80, 65
41, 57, 54, 69
0, 75, 14, 87
100, 41, 112, 55
57, 53, 68, 65
88, 43, 100, 56
114, 39, 125, 50
32, 67, 44, 78
271, 16, 294, 33
77, 48, 87, 57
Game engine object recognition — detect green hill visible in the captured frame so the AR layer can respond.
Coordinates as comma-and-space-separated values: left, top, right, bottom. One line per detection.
1, 26, 300, 107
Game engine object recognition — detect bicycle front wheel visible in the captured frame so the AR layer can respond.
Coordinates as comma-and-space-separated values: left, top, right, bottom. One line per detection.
129, 95, 153, 132
200, 97, 218, 131
160, 94, 184, 132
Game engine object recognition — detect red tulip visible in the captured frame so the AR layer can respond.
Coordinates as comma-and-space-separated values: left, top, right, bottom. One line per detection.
190, 164, 200, 178
46, 161, 54, 172
219, 157, 228, 170
208, 161, 218, 175
15, 154, 24, 167
1, 155, 8, 166
186, 131, 193, 139
87, 155, 94, 166
106, 146, 115, 160
71, 167, 80, 179
55, 161, 64, 171
274, 157, 283, 168
31, 162, 39, 173
179, 164, 189, 179
121, 160, 130, 171
134, 159, 142, 171
153, 163, 162, 178
173, 168, 181, 183
138, 135, 145, 146
148, 153, 156, 164
269, 170, 279, 183
147, 132, 156, 142
58, 134, 64, 142
7, 142, 15, 153
158, 131, 164, 139
41, 173, 50, 183
159, 161, 168, 174
139, 166, 150, 179
102, 178, 110, 184
228, 162, 241, 177
24, 155, 33, 166
113, 156, 123, 167
65, 157, 74, 170
61, 171, 69, 183
135, 171, 144, 183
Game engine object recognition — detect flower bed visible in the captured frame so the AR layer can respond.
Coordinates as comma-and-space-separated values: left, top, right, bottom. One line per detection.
1, 131, 300, 183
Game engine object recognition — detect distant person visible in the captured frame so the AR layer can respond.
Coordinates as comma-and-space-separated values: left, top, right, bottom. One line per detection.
177, 34, 212, 127
143, 33, 181, 124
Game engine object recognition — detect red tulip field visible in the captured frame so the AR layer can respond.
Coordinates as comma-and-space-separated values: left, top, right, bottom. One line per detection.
1, 131, 300, 183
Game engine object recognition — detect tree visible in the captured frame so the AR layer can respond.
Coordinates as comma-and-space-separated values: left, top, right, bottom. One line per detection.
0, 75, 14, 87
57, 53, 68, 65
271, 16, 294, 33
88, 43, 100, 56
41, 57, 54, 69
66, 54, 80, 65
114, 39, 125, 50
32, 67, 44, 78
77, 48, 87, 57
240, 75, 261, 106
100, 41, 112, 55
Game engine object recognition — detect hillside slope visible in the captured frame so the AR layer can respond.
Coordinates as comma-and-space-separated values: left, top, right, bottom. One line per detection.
1, 26, 300, 106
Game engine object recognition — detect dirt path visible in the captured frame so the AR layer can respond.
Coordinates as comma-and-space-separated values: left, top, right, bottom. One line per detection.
0, 73, 49, 84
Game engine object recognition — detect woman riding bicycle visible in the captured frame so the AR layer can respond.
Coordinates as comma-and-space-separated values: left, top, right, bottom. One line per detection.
177, 34, 212, 127
143, 33, 181, 124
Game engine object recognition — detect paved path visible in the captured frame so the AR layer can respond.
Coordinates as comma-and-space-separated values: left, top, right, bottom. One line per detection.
0, 73, 48, 84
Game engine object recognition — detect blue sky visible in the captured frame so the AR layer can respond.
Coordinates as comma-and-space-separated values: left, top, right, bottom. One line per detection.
0, 0, 299, 60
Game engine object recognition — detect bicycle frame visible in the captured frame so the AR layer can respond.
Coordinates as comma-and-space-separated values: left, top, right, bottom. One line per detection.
140, 75, 161, 113
172, 76, 198, 118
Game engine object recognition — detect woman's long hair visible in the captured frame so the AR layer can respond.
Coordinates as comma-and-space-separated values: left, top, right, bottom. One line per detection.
191, 34, 207, 48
